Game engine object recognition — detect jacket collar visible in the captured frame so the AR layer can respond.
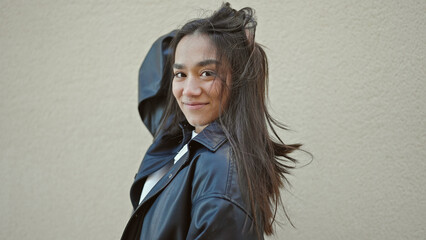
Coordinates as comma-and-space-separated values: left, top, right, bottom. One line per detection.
135, 120, 228, 180
134, 119, 228, 183
130, 119, 228, 209
188, 120, 228, 152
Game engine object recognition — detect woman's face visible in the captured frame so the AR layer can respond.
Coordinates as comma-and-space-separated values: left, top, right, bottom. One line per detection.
172, 34, 230, 133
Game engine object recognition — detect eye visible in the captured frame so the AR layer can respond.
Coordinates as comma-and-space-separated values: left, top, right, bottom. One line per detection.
174, 72, 186, 78
201, 71, 216, 77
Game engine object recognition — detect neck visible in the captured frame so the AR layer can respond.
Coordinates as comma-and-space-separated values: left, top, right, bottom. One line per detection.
195, 124, 208, 133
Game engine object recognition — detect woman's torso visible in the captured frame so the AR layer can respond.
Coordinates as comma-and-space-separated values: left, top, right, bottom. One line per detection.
121, 121, 260, 240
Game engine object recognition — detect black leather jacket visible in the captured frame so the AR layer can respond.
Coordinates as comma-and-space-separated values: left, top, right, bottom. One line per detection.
121, 31, 261, 239
121, 121, 259, 239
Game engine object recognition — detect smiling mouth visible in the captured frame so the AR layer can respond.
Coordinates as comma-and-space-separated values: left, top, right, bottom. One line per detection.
183, 102, 208, 110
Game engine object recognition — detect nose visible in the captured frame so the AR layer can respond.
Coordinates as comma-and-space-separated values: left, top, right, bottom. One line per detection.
182, 75, 202, 97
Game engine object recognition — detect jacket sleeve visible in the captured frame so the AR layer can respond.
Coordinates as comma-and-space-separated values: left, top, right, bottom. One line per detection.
138, 30, 177, 136
186, 195, 262, 240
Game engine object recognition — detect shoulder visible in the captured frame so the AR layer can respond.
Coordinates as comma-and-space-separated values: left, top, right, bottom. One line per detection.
193, 140, 232, 178
190, 141, 248, 212
188, 143, 257, 236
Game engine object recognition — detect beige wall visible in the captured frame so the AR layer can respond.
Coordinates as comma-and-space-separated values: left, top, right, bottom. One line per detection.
1, 0, 425, 239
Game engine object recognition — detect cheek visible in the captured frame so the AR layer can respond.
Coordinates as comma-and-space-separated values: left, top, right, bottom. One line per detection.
172, 81, 181, 101
206, 80, 220, 96
222, 75, 231, 106
210, 80, 226, 103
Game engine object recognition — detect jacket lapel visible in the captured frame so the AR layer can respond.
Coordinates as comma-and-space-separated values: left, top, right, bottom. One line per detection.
134, 151, 190, 212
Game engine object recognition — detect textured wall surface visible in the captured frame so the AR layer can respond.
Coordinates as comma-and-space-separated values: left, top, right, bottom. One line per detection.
1, 0, 425, 239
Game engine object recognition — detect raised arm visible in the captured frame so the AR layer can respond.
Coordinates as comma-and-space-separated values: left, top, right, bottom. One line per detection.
138, 30, 176, 136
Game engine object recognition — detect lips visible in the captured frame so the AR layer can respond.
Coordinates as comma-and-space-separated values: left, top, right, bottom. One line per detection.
183, 102, 208, 110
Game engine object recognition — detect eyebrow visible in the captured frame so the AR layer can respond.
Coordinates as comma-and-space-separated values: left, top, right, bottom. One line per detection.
173, 59, 220, 69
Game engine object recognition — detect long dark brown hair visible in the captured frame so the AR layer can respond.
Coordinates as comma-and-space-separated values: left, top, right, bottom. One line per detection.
157, 2, 302, 236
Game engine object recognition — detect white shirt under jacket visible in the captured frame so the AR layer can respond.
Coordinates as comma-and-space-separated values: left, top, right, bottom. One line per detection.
139, 131, 198, 204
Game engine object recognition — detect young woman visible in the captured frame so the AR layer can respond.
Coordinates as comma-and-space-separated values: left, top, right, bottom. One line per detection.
122, 3, 301, 239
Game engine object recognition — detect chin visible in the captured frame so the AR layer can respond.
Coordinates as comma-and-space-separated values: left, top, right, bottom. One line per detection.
187, 119, 209, 129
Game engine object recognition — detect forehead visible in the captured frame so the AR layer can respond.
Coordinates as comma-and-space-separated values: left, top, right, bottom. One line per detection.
174, 34, 217, 65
